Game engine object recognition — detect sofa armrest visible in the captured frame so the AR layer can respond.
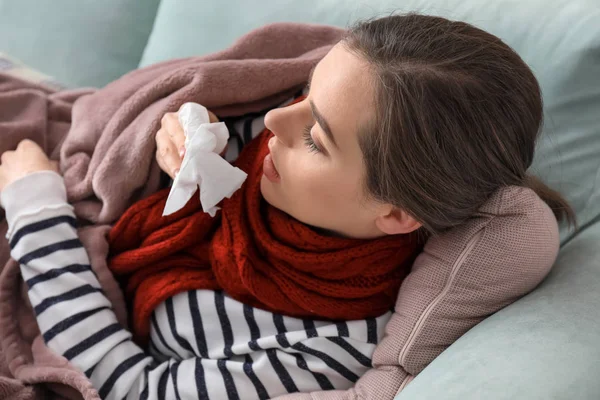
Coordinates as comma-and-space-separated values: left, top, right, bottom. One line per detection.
396, 221, 600, 400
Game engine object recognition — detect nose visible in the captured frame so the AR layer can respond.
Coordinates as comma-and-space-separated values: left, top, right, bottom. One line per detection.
264, 102, 307, 148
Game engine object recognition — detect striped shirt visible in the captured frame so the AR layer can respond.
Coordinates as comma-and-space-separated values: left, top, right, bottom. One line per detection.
1, 98, 391, 400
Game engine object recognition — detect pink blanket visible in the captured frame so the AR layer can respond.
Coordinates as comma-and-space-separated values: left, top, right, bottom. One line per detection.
0, 22, 344, 399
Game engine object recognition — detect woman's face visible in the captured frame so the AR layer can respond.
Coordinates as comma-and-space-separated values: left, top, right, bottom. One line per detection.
261, 44, 397, 239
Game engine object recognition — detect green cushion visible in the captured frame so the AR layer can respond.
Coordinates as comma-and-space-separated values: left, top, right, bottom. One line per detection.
139, 0, 386, 67
142, 0, 600, 242
0, 0, 160, 88
396, 221, 600, 400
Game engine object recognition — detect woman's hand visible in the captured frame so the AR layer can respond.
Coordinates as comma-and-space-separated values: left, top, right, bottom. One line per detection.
0, 140, 58, 192
156, 109, 219, 179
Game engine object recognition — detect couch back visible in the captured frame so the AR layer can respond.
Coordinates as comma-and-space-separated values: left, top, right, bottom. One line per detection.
0, 0, 160, 87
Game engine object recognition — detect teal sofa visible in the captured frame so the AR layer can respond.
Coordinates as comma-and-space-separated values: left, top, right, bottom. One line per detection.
1, 0, 599, 399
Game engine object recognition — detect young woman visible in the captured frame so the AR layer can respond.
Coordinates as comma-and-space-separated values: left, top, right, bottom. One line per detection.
0, 13, 571, 400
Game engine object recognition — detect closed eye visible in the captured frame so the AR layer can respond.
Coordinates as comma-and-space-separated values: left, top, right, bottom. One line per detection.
302, 124, 321, 153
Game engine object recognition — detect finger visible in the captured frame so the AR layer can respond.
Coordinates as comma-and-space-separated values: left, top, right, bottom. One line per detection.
156, 129, 182, 178
161, 112, 186, 156
16, 139, 39, 151
207, 110, 219, 123
155, 152, 170, 179
0, 151, 14, 164
155, 146, 180, 179
16, 140, 47, 162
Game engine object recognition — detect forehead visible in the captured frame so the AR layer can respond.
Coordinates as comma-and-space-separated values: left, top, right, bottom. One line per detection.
311, 45, 375, 149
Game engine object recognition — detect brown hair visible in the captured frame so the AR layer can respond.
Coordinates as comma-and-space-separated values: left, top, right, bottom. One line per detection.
343, 13, 575, 234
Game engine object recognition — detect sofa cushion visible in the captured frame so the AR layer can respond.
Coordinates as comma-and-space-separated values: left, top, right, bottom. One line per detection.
0, 53, 64, 91
140, 0, 402, 67
0, 0, 160, 88
141, 0, 600, 242
395, 220, 600, 400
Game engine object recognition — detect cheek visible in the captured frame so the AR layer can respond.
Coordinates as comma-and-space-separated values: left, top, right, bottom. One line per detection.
285, 155, 359, 206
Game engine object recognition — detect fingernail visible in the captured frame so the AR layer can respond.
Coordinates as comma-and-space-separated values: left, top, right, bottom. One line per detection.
179, 146, 185, 158
173, 168, 180, 177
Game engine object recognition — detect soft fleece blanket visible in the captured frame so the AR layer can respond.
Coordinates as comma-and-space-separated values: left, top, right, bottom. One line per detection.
0, 22, 344, 399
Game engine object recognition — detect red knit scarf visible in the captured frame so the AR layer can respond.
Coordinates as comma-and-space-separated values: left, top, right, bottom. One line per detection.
108, 111, 422, 345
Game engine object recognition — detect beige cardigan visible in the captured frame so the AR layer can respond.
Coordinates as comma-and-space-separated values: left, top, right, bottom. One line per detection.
277, 186, 560, 399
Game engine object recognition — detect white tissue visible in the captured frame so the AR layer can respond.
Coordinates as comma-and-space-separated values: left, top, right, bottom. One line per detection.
162, 102, 248, 217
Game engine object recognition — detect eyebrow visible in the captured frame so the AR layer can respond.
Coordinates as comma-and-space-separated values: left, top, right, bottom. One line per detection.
306, 66, 339, 149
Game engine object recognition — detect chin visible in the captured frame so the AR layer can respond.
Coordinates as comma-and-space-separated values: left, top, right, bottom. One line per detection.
260, 175, 299, 221
260, 175, 278, 208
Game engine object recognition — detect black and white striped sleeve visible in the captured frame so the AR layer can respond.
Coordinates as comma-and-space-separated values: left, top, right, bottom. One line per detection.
0, 171, 194, 400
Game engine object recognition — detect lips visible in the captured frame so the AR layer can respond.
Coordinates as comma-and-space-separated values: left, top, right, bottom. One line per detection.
263, 151, 281, 183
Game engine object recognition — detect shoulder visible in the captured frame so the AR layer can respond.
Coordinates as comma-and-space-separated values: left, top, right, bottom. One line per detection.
415, 186, 560, 296
477, 186, 560, 264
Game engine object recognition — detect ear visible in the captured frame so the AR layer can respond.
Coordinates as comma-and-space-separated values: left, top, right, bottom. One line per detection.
375, 208, 422, 235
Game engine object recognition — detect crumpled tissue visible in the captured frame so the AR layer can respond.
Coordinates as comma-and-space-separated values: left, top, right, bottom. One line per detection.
162, 102, 248, 217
